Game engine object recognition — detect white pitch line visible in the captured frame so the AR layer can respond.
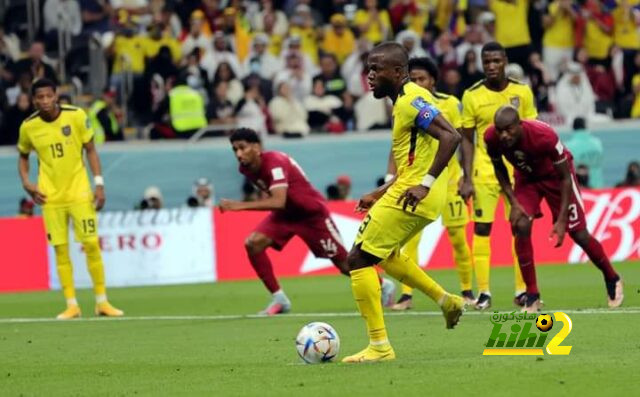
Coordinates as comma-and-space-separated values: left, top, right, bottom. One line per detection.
1, 307, 639, 324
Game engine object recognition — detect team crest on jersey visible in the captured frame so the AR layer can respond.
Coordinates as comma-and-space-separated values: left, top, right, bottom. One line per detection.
61, 125, 71, 136
510, 97, 520, 108
411, 96, 428, 110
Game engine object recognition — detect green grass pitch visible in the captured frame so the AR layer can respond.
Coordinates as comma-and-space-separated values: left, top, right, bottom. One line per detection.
1, 261, 638, 396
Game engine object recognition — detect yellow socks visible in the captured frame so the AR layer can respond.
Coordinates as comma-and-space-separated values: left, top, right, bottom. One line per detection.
398, 231, 421, 297
380, 250, 446, 303
350, 267, 388, 344
54, 244, 77, 306
473, 234, 491, 293
512, 240, 526, 294
83, 241, 107, 299
448, 226, 473, 291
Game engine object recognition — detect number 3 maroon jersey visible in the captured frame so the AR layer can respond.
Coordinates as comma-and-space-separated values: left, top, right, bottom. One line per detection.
240, 151, 329, 218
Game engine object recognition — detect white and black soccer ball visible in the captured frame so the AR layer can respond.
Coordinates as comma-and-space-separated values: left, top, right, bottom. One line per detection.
295, 322, 340, 364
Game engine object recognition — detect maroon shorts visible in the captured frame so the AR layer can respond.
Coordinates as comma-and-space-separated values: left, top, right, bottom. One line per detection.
514, 173, 587, 232
255, 212, 348, 260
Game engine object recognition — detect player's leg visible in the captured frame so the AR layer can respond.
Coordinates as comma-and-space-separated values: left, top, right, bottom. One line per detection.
502, 194, 527, 305
447, 225, 475, 304
246, 214, 295, 315
42, 206, 80, 319
391, 231, 420, 311
70, 202, 123, 316
471, 182, 499, 310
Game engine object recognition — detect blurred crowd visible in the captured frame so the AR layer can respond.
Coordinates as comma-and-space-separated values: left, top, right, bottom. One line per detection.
3, 0, 640, 144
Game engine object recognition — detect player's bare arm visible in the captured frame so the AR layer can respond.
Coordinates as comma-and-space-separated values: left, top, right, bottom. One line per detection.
459, 127, 475, 201
84, 139, 105, 211
550, 158, 572, 247
220, 186, 287, 213
397, 114, 461, 212
356, 177, 396, 213
18, 151, 47, 205
386, 148, 397, 177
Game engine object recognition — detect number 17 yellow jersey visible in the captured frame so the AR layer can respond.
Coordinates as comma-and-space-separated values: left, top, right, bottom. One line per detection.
18, 105, 95, 207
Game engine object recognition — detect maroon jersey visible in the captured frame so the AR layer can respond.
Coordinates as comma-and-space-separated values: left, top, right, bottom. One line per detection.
240, 151, 328, 218
485, 120, 573, 182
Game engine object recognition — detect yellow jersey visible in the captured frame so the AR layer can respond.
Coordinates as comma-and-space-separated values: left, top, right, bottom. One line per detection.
17, 105, 94, 207
383, 82, 449, 219
490, 0, 531, 48
543, 1, 575, 49
431, 91, 463, 184
585, 17, 613, 60
112, 34, 148, 74
354, 9, 392, 44
461, 78, 538, 184
613, 6, 640, 50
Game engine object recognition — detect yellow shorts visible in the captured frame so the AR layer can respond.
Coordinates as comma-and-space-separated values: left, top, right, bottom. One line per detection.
471, 183, 510, 223
355, 202, 432, 260
442, 185, 469, 228
42, 201, 98, 246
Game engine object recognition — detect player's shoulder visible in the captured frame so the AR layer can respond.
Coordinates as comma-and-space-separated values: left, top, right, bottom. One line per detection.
484, 124, 498, 143
398, 83, 435, 113
261, 151, 289, 167
507, 78, 533, 94
466, 79, 486, 93
22, 111, 41, 126
522, 119, 555, 134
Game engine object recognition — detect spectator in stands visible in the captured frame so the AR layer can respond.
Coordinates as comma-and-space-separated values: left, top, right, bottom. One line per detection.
4, 72, 33, 107
396, 30, 427, 59
146, 22, 182, 64
289, 4, 320, 65
616, 161, 640, 187
612, 0, 640, 85
158, 4, 182, 38
543, 0, 577, 82
455, 25, 484, 71
268, 81, 310, 137
321, 13, 356, 65
431, 31, 458, 70
200, 31, 242, 81
88, 89, 123, 143
241, 72, 274, 103
111, 0, 151, 23
108, 17, 147, 88
354, 0, 391, 44
260, 10, 285, 56
477, 11, 496, 43
79, 0, 112, 34
489, 0, 531, 69
459, 49, 484, 90
146, 46, 179, 82
630, 60, 640, 117
206, 80, 236, 133
186, 177, 215, 207
58, 94, 73, 105
140, 186, 164, 210
213, 62, 244, 105
0, 26, 21, 66
43, 0, 83, 48
181, 10, 213, 57
342, 37, 373, 81
555, 62, 598, 125
280, 34, 317, 75
218, 7, 252, 64
12, 42, 58, 84
180, 49, 210, 95
234, 79, 268, 135
152, 76, 207, 139
434, 0, 467, 38
251, 0, 289, 36
17, 197, 35, 218
576, 164, 591, 188
564, 117, 604, 188
577, 0, 613, 66
197, 0, 221, 35
528, 52, 551, 111
315, 53, 346, 97
243, 33, 281, 80
326, 184, 341, 200
0, 93, 32, 146
336, 175, 351, 200
437, 68, 463, 98
274, 52, 313, 101
304, 77, 344, 132
346, 51, 371, 98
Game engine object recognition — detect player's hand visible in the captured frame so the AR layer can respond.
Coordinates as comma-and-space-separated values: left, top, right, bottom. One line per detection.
219, 199, 241, 213
459, 179, 474, 202
509, 201, 531, 228
24, 182, 46, 205
549, 220, 567, 248
94, 186, 106, 211
355, 192, 377, 213
397, 185, 429, 212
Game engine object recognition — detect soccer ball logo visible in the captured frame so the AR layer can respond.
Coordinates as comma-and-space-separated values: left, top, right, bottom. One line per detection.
295, 322, 340, 364
536, 314, 553, 332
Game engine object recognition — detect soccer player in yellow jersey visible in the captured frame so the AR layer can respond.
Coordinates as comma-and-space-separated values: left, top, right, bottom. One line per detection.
459, 42, 537, 310
342, 43, 464, 363
388, 57, 475, 310
18, 79, 123, 320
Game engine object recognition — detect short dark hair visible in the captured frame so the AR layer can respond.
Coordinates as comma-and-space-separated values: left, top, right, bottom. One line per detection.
230, 128, 261, 144
481, 42, 506, 56
573, 117, 586, 130
31, 78, 56, 96
408, 57, 439, 82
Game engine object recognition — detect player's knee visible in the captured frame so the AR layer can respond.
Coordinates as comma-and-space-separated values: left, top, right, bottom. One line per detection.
512, 217, 532, 236
569, 229, 590, 246
53, 244, 71, 262
82, 240, 101, 255
244, 233, 268, 255
474, 222, 492, 236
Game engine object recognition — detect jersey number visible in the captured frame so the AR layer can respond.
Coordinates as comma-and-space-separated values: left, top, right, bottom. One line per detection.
82, 219, 96, 234
568, 204, 579, 222
358, 214, 372, 235
448, 201, 463, 218
50, 143, 64, 158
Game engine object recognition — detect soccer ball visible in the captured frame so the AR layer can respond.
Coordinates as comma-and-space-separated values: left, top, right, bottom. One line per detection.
536, 314, 553, 332
295, 322, 340, 364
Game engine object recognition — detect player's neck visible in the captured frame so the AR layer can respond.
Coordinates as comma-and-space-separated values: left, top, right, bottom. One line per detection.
249, 156, 262, 173
390, 78, 410, 103
40, 105, 61, 122
484, 78, 508, 92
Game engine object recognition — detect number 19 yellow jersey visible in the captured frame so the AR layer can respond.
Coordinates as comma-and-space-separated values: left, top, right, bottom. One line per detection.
18, 105, 94, 207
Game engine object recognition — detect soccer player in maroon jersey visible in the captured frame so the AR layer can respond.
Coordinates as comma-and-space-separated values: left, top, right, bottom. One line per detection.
485, 106, 623, 311
219, 128, 395, 315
